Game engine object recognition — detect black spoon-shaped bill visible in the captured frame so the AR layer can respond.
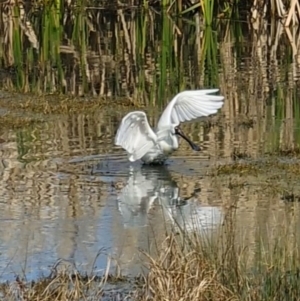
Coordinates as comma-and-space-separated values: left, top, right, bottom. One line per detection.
175, 127, 201, 151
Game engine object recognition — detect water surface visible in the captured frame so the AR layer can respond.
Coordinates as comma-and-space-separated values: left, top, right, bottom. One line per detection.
0, 113, 224, 280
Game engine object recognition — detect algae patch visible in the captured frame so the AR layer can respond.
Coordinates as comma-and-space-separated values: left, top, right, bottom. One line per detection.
213, 162, 259, 176
0, 114, 45, 130
0, 93, 140, 115
213, 159, 300, 176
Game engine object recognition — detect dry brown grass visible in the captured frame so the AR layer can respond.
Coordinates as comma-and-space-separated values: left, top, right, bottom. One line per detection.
133, 210, 300, 301
132, 211, 241, 301
3, 273, 102, 300
136, 235, 238, 300
0, 258, 127, 301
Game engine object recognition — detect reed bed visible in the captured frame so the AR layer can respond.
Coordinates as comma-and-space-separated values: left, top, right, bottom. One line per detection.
0, 2, 300, 155
2, 0, 298, 24
0, 2, 299, 100
0, 0, 298, 96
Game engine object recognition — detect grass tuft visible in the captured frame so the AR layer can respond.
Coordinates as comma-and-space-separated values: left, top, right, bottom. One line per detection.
134, 210, 300, 301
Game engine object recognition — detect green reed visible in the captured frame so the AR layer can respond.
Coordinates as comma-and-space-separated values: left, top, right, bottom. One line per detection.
12, 7, 24, 89
158, 12, 172, 106
200, 0, 214, 26
200, 27, 219, 87
135, 11, 189, 106
40, 2, 64, 92
135, 11, 156, 105
161, 0, 171, 7
72, 5, 88, 94
181, 2, 201, 15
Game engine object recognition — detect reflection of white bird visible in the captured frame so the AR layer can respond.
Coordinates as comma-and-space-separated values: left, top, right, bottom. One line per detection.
117, 167, 176, 228
165, 202, 223, 233
117, 166, 223, 231
115, 90, 224, 164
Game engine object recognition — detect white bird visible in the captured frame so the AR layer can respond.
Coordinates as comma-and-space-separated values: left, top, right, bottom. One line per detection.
115, 89, 224, 164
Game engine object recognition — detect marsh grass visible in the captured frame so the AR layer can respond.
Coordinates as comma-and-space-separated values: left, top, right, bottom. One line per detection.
0, 257, 128, 301
134, 209, 300, 301
1, 209, 300, 300
2, 272, 103, 300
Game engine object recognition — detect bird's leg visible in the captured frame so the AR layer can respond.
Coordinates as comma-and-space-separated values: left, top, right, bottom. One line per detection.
175, 127, 201, 151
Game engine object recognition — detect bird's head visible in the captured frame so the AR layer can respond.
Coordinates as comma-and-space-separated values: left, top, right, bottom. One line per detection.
170, 125, 180, 135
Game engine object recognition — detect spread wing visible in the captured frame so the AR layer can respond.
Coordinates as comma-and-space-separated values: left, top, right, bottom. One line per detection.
157, 89, 224, 129
115, 111, 157, 162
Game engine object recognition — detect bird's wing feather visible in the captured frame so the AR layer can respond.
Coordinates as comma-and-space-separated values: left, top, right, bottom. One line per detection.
157, 89, 224, 129
115, 111, 157, 162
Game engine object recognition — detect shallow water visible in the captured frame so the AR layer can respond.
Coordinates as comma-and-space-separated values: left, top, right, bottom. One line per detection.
0, 109, 300, 281
0, 112, 225, 281
0, 7, 300, 282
